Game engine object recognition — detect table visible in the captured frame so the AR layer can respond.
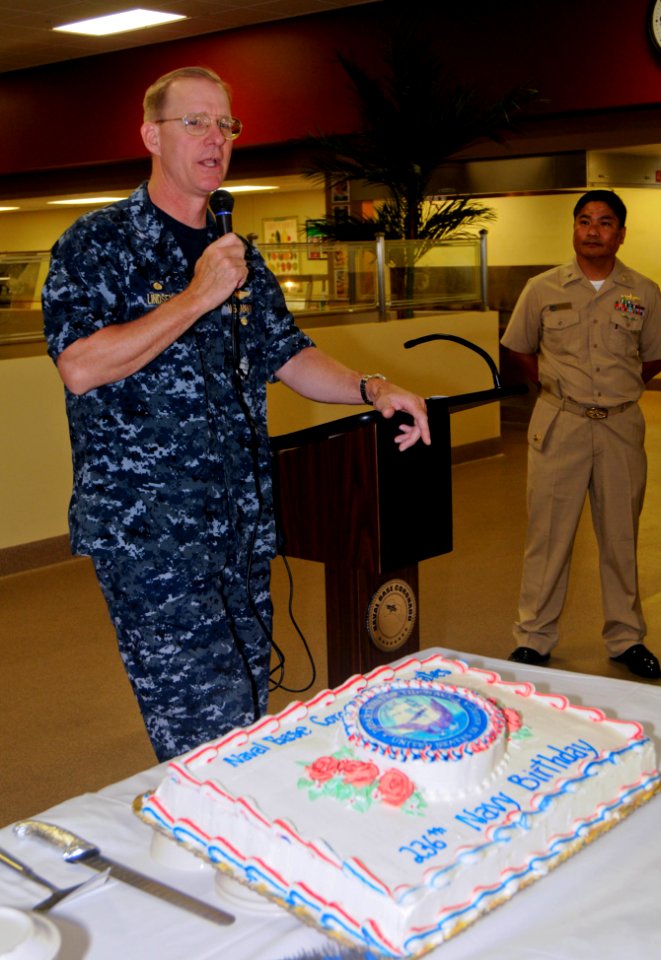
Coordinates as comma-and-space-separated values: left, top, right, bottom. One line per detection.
1, 648, 660, 959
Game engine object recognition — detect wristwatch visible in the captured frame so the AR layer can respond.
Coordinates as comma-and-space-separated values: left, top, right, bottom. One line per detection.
359, 373, 386, 405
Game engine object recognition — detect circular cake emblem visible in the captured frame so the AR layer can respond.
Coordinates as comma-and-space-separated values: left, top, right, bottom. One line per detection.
366, 579, 417, 651
343, 679, 507, 767
343, 680, 509, 798
358, 688, 488, 752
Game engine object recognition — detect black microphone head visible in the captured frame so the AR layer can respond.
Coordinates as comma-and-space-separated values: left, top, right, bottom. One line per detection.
209, 189, 234, 216
210, 189, 234, 236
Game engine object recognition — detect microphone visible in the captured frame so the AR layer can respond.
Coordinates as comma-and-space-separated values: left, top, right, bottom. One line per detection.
209, 188, 244, 378
209, 189, 234, 237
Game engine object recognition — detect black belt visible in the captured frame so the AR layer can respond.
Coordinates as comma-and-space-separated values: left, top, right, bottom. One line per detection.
541, 390, 635, 420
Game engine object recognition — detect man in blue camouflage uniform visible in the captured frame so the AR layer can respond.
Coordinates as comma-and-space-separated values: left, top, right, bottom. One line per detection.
43, 66, 430, 760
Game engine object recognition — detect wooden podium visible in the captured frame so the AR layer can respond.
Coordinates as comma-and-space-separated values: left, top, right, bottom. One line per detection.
272, 379, 526, 687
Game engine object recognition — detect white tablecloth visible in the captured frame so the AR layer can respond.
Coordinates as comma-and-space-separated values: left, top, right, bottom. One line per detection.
2, 648, 660, 959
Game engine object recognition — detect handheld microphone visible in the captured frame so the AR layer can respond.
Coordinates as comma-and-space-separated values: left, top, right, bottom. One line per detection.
209, 187, 243, 376
209, 189, 234, 237
209, 188, 267, 718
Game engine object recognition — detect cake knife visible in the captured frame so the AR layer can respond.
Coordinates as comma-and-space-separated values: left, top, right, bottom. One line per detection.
13, 819, 234, 926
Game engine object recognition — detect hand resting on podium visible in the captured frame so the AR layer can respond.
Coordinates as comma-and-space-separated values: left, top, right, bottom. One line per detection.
276, 346, 430, 452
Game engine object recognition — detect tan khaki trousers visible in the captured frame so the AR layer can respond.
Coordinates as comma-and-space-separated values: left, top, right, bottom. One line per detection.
513, 398, 647, 656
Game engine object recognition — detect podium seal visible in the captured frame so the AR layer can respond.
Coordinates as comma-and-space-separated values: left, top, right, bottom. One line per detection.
366, 578, 417, 652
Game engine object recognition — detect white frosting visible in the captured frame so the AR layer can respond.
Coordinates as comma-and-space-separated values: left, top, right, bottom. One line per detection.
138, 655, 660, 958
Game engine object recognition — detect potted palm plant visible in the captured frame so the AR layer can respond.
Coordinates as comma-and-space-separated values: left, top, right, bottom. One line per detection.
301, 21, 537, 310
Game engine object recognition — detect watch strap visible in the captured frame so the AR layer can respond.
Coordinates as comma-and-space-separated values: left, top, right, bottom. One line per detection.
359, 373, 386, 405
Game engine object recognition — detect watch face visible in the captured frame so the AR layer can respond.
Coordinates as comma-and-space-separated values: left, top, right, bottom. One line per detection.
650, 0, 661, 48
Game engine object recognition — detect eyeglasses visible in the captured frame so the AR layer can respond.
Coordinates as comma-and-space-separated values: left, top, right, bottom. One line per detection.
155, 113, 243, 140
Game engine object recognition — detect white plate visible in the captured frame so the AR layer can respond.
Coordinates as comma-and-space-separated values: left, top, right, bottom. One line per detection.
0, 908, 60, 960
214, 873, 285, 915
149, 832, 209, 872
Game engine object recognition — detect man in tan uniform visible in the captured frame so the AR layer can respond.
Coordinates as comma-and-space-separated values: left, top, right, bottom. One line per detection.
502, 189, 661, 679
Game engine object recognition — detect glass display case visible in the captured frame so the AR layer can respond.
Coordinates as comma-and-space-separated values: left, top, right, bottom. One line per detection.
0, 251, 50, 345
0, 235, 488, 345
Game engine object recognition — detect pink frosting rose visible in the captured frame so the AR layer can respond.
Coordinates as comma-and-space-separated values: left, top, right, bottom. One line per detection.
503, 707, 522, 732
377, 768, 415, 807
306, 756, 340, 783
338, 759, 380, 787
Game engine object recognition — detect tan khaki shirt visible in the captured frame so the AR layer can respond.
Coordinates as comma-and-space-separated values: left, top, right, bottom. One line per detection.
501, 257, 661, 405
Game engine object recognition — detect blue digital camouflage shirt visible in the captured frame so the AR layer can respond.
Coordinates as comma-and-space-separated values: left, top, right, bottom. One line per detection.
43, 182, 314, 574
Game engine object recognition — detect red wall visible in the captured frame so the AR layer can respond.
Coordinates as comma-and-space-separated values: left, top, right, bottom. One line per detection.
0, 9, 372, 177
1, 1, 661, 179
421, 1, 661, 114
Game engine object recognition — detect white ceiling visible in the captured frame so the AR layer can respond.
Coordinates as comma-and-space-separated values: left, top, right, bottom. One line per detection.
0, 0, 375, 74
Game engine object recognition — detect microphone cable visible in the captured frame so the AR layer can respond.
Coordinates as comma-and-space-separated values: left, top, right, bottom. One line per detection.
208, 190, 269, 723
209, 190, 319, 702
268, 551, 318, 695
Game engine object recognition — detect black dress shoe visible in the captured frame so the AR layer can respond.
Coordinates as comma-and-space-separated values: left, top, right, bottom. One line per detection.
508, 646, 550, 666
611, 644, 661, 680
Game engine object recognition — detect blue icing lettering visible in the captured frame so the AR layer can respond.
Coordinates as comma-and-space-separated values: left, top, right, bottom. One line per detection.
455, 792, 521, 832
399, 826, 448, 864
262, 725, 311, 746
223, 742, 270, 767
310, 711, 344, 727
508, 739, 600, 791
549, 738, 599, 763
413, 668, 452, 681
508, 774, 545, 791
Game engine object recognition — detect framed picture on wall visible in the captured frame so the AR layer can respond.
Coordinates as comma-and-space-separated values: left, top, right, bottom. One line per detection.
262, 216, 298, 244
331, 179, 350, 204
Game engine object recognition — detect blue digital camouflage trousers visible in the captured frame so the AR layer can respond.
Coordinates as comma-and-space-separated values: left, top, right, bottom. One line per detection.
93, 555, 272, 761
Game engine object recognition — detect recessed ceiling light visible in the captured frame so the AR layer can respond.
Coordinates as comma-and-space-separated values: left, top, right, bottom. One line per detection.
48, 197, 127, 206
54, 9, 186, 38
0, 205, 20, 212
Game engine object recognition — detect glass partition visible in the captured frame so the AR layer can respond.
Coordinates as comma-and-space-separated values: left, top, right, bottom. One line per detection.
259, 240, 379, 316
260, 235, 486, 317
384, 238, 484, 309
0, 234, 488, 345
0, 251, 50, 344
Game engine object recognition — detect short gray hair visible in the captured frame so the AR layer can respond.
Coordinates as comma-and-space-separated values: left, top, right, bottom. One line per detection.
143, 66, 231, 121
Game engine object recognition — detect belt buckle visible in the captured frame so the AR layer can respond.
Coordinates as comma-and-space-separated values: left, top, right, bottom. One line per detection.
585, 406, 608, 420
